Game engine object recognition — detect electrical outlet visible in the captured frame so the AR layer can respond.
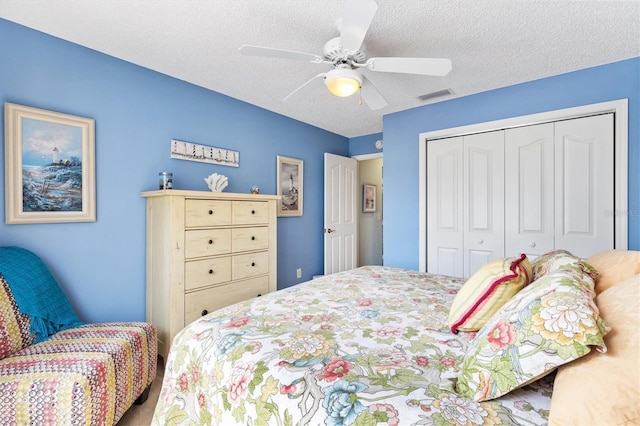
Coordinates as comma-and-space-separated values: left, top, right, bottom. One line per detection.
296, 268, 302, 279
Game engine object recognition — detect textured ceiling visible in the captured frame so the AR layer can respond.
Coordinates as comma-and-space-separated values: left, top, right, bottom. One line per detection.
1, 0, 638, 137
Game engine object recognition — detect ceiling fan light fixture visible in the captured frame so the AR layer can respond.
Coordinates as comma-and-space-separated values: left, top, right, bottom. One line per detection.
324, 68, 362, 97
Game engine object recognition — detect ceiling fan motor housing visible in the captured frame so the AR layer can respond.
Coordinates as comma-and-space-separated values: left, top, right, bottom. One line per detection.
323, 37, 366, 65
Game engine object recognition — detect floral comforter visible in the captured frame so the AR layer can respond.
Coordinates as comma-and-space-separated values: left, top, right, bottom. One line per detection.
152, 266, 552, 425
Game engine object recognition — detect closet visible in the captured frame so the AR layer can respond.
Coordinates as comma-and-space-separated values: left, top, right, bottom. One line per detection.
427, 113, 614, 278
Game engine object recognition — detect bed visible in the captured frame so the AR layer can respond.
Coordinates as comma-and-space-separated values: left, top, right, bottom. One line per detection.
151, 249, 640, 426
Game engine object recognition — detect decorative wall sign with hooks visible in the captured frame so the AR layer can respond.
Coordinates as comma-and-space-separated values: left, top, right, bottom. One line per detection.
170, 139, 239, 167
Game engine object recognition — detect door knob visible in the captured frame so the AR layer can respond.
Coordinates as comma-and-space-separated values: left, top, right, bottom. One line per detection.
325, 228, 336, 233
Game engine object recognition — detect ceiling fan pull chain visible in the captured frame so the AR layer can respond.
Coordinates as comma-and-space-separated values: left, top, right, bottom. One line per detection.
359, 87, 363, 105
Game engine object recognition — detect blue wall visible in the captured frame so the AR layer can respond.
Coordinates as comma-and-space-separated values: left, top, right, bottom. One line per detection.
349, 133, 383, 156
382, 57, 640, 269
0, 19, 348, 323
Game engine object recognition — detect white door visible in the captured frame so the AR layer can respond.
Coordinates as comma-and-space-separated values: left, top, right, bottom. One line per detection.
427, 132, 504, 278
504, 115, 614, 259
554, 114, 614, 257
463, 131, 505, 277
427, 137, 464, 277
324, 153, 358, 275
505, 122, 555, 259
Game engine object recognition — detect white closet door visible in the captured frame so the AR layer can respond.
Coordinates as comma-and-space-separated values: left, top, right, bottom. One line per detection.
554, 114, 614, 257
427, 137, 463, 277
463, 131, 505, 277
505, 123, 555, 259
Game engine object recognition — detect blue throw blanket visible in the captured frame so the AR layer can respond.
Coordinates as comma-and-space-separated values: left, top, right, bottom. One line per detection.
0, 246, 84, 343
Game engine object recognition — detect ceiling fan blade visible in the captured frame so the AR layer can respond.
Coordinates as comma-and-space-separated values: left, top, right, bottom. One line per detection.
365, 57, 452, 76
283, 73, 326, 102
360, 75, 387, 110
239, 45, 324, 64
339, 0, 378, 53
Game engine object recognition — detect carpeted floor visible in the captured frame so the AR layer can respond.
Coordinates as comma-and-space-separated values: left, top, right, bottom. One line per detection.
117, 357, 164, 426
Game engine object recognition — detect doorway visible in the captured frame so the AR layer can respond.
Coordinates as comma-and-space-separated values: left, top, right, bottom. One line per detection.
356, 154, 383, 266
323, 152, 384, 275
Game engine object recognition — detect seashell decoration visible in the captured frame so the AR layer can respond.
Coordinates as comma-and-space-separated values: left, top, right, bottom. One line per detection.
205, 173, 228, 192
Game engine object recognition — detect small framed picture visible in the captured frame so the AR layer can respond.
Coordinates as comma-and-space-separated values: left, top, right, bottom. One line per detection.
277, 155, 303, 217
363, 183, 376, 213
4, 102, 96, 224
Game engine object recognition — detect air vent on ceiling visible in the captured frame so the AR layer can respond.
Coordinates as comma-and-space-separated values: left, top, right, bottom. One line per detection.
417, 88, 453, 102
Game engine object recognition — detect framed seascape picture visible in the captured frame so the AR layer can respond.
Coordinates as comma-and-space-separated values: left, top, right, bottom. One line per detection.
363, 183, 376, 213
4, 102, 96, 224
276, 155, 303, 217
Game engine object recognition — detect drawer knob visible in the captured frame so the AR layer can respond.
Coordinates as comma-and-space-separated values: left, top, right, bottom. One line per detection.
251, 210, 256, 215
257, 294, 262, 297
251, 262, 256, 267
208, 239, 213, 245
251, 236, 256, 241
201, 309, 208, 316
208, 210, 213, 215
208, 269, 213, 274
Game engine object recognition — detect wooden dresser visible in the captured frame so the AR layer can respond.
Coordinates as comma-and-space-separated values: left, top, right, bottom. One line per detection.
140, 190, 278, 359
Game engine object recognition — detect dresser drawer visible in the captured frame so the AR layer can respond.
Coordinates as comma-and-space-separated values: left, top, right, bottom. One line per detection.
232, 201, 269, 225
184, 276, 269, 324
185, 229, 231, 259
184, 257, 232, 291
232, 226, 269, 252
232, 251, 269, 280
185, 199, 232, 227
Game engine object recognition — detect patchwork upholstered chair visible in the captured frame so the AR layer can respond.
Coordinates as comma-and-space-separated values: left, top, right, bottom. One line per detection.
0, 246, 157, 426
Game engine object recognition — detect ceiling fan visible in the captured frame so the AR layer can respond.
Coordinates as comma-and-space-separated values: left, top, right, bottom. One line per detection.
239, 0, 452, 110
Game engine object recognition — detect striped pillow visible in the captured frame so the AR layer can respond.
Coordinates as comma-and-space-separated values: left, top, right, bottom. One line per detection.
449, 254, 531, 334
0, 273, 34, 359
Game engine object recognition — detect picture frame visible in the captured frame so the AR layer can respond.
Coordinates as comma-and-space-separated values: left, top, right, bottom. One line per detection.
363, 183, 376, 213
276, 155, 303, 217
4, 102, 96, 224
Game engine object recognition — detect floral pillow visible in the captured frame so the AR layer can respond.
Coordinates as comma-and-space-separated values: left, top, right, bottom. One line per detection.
448, 254, 532, 333
455, 268, 609, 402
531, 249, 599, 282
